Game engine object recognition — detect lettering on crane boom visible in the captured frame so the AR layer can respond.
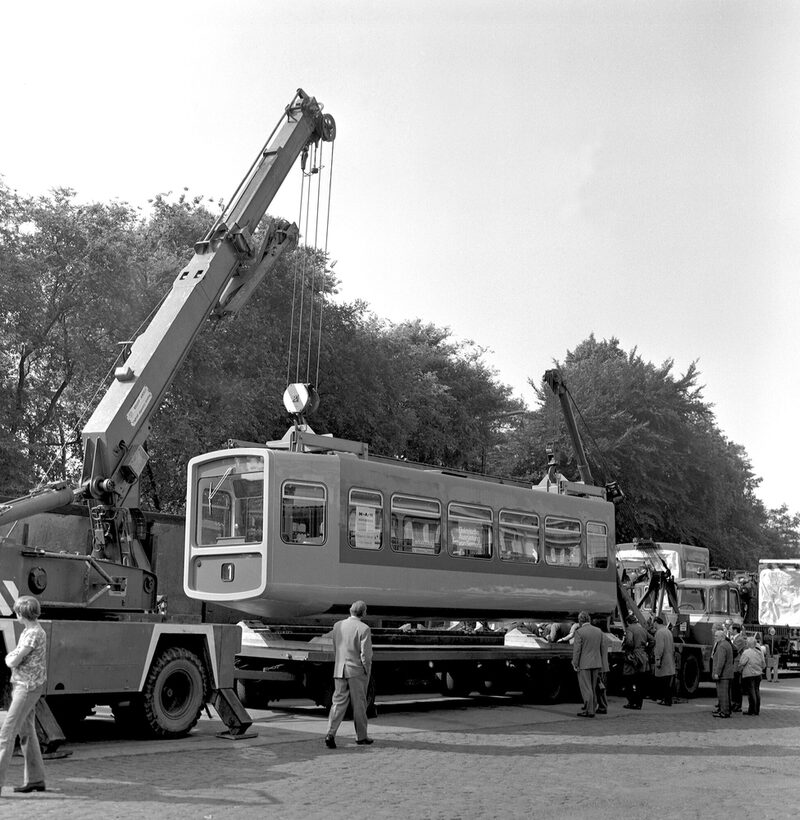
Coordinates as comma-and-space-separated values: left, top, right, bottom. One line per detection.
126, 385, 153, 427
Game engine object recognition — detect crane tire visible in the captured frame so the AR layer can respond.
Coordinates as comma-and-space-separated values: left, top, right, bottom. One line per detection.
141, 647, 208, 738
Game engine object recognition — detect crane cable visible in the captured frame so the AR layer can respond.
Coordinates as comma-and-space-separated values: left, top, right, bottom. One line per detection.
285, 137, 335, 390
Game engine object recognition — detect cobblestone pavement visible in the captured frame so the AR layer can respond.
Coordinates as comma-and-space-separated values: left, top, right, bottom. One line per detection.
1, 677, 799, 820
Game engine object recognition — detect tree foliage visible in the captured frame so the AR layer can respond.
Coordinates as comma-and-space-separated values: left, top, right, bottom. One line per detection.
1, 182, 519, 514
1, 184, 796, 566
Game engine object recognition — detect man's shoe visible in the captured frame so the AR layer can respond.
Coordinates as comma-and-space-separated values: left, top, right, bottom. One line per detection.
13, 782, 46, 793
623, 704, 641, 710
596, 708, 607, 714
712, 712, 730, 718
576, 711, 595, 718
355, 737, 374, 745
324, 735, 336, 749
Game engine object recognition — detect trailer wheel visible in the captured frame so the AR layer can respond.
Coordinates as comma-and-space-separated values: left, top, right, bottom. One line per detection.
678, 654, 701, 697
141, 647, 208, 738
438, 669, 474, 698
48, 698, 95, 738
523, 661, 563, 703
477, 664, 507, 696
236, 678, 273, 709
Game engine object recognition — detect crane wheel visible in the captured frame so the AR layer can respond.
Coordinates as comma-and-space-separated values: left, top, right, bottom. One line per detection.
678, 654, 701, 697
140, 647, 208, 738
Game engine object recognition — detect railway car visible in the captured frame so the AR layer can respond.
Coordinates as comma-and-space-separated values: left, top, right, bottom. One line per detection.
183, 430, 618, 623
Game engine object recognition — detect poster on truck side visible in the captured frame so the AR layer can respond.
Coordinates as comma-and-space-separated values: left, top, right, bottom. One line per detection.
758, 560, 800, 626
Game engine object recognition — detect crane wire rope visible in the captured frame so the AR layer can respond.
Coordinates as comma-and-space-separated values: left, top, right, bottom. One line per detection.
285, 138, 335, 390
315, 138, 335, 389
305, 140, 324, 381
294, 150, 315, 383
285, 164, 307, 387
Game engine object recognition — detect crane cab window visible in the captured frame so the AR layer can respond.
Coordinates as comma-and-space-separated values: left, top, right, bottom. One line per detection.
708, 586, 730, 615
348, 489, 383, 550
195, 455, 264, 546
391, 495, 441, 554
728, 588, 741, 616
448, 503, 493, 559
499, 510, 539, 562
281, 481, 326, 545
586, 522, 609, 568
544, 517, 582, 566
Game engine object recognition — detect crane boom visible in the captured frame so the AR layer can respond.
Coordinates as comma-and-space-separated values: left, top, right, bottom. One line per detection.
1, 89, 335, 579
543, 368, 594, 485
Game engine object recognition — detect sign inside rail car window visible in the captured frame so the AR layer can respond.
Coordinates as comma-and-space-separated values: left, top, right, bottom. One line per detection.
355, 506, 381, 549
447, 502, 493, 558
348, 489, 383, 550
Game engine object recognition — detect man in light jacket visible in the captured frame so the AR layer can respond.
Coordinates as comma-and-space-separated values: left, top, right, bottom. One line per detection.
325, 600, 374, 748
572, 611, 603, 718
653, 616, 676, 706
711, 627, 734, 718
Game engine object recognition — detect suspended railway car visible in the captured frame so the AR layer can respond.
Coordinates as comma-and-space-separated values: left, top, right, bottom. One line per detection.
184, 431, 618, 623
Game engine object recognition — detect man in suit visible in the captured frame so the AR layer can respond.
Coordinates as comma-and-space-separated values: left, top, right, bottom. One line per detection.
572, 611, 603, 718
711, 627, 734, 718
594, 618, 614, 715
324, 600, 374, 749
622, 613, 650, 710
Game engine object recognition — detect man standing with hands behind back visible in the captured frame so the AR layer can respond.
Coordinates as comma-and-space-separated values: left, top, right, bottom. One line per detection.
572, 611, 603, 718
711, 627, 734, 718
325, 600, 373, 749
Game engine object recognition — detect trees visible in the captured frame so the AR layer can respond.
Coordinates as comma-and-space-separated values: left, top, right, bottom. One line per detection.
0, 182, 144, 491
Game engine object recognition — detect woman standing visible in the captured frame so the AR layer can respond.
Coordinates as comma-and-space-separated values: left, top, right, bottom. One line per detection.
739, 635, 766, 715
0, 596, 47, 796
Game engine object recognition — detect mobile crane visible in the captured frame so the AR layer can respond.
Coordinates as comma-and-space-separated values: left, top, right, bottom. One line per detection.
0, 89, 335, 742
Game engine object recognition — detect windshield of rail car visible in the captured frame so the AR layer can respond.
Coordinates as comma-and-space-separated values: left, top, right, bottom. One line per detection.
194, 455, 264, 546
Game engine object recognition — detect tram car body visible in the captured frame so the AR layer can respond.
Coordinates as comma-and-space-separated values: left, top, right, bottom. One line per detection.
183, 438, 618, 621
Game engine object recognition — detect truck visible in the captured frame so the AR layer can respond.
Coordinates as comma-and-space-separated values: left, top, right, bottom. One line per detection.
617, 542, 710, 582
0, 88, 336, 744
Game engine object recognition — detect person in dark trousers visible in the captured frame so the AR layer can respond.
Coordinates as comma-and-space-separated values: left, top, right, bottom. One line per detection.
594, 619, 614, 715
712, 627, 734, 718
739, 636, 766, 715
572, 611, 603, 718
0, 596, 48, 796
622, 614, 649, 709
729, 624, 746, 712
324, 600, 374, 749
653, 616, 675, 706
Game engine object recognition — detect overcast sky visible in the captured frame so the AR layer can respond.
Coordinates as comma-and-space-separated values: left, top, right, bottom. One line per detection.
2, 0, 798, 512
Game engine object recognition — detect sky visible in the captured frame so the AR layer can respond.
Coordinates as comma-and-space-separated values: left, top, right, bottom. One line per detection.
2, 0, 798, 512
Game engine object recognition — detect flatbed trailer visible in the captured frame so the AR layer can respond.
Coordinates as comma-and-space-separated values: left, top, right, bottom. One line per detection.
232, 622, 622, 709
